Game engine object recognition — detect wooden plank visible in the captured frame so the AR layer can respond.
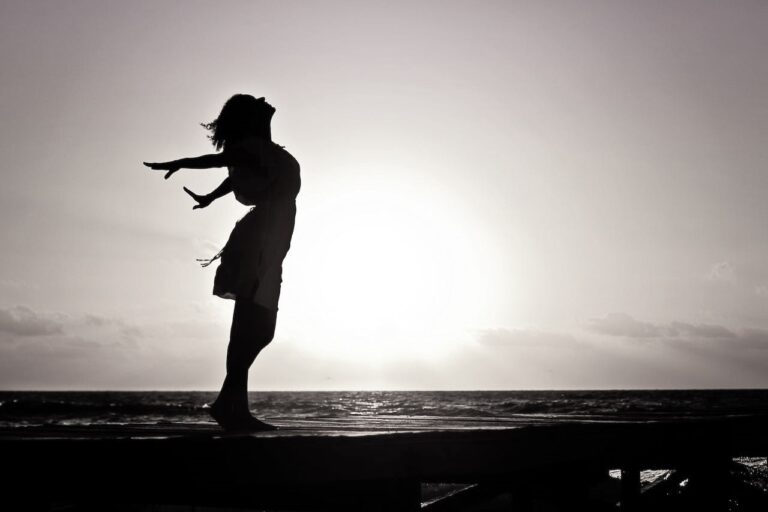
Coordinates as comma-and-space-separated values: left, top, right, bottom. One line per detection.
640, 468, 687, 505
4, 417, 768, 482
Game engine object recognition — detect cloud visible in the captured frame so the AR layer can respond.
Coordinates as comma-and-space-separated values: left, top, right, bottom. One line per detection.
119, 325, 143, 341
81, 314, 143, 341
0, 279, 40, 291
0, 305, 144, 346
587, 313, 768, 349
0, 306, 64, 337
707, 261, 735, 282
588, 314, 738, 340
478, 328, 581, 348
587, 313, 664, 338
83, 314, 111, 327
0, 307, 155, 388
739, 329, 768, 349
668, 321, 736, 339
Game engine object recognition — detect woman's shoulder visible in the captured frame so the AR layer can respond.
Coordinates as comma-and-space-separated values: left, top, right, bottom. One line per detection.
229, 137, 298, 176
235, 136, 293, 158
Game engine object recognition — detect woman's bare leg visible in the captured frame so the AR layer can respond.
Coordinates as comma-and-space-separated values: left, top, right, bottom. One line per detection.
210, 298, 277, 430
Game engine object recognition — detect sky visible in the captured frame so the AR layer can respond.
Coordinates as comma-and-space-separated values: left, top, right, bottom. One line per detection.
1, 0, 767, 390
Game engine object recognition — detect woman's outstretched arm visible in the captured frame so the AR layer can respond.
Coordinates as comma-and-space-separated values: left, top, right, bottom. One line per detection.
144, 148, 262, 180
144, 153, 228, 179
183, 178, 232, 210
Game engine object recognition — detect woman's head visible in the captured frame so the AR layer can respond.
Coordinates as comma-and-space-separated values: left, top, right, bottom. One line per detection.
202, 94, 276, 150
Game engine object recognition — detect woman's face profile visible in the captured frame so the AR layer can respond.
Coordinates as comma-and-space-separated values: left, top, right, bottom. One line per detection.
256, 97, 275, 116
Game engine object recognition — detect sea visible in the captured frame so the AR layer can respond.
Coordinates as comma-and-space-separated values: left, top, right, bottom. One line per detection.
2, 389, 768, 427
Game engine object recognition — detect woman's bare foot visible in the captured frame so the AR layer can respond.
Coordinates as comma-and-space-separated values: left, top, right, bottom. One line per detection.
208, 401, 277, 431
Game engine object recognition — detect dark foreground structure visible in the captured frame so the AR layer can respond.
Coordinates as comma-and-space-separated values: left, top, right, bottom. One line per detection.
2, 416, 767, 511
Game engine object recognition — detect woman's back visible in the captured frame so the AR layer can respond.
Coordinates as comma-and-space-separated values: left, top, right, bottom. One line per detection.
228, 136, 300, 206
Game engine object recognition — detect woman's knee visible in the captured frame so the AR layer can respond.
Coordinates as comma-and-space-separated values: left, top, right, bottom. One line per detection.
232, 299, 277, 345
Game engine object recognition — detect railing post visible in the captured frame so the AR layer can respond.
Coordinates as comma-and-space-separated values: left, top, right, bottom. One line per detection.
620, 466, 641, 510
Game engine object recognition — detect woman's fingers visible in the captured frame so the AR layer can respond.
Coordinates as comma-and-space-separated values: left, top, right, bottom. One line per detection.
144, 161, 180, 179
184, 187, 209, 210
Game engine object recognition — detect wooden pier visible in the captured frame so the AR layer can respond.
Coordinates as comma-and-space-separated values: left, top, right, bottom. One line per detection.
2, 415, 767, 511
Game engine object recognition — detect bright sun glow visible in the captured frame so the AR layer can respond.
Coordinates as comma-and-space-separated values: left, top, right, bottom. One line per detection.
282, 166, 508, 363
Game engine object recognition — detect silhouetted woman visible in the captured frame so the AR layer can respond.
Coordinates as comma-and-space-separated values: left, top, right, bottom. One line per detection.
144, 95, 300, 430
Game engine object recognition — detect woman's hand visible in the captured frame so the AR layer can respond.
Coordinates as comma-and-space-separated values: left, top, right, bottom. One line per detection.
144, 161, 181, 180
183, 187, 214, 210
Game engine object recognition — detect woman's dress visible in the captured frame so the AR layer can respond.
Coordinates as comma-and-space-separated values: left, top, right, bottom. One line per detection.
212, 136, 301, 311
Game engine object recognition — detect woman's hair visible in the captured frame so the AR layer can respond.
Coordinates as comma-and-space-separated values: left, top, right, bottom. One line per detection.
201, 94, 276, 150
